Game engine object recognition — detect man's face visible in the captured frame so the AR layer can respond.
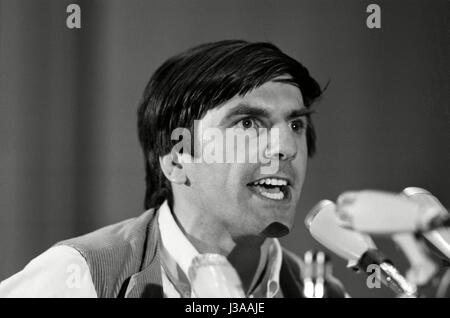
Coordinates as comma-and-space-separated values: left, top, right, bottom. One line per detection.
179, 80, 309, 239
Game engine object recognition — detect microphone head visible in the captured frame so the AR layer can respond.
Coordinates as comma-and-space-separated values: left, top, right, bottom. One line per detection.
402, 187, 448, 216
392, 233, 438, 286
188, 253, 246, 298
402, 187, 450, 261
336, 190, 432, 234
402, 187, 431, 197
305, 200, 377, 265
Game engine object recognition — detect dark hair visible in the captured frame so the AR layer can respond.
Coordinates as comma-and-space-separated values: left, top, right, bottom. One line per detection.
138, 40, 323, 210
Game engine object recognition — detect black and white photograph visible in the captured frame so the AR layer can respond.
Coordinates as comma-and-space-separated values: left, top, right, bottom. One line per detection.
0, 0, 448, 302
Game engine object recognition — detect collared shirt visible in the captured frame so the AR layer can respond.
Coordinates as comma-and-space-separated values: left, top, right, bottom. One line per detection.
0, 202, 283, 298
0, 244, 97, 297
157, 200, 283, 298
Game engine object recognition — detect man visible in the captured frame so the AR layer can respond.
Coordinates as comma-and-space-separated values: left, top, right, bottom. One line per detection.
0, 40, 345, 297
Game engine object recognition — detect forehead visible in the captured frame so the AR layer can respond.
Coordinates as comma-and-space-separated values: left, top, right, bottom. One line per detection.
201, 81, 305, 126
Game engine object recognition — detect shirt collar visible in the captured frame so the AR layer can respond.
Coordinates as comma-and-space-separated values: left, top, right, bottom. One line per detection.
158, 200, 199, 278
157, 200, 283, 297
248, 236, 283, 297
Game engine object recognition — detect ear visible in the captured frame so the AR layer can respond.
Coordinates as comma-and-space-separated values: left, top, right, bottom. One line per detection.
159, 152, 187, 185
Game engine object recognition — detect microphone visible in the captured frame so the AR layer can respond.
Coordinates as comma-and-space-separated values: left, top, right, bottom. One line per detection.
392, 233, 438, 286
335, 190, 448, 234
302, 250, 326, 298
302, 250, 347, 298
188, 253, 246, 298
305, 200, 418, 297
402, 187, 450, 262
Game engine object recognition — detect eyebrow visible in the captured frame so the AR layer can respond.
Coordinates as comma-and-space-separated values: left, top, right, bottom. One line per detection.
220, 103, 314, 125
286, 108, 315, 120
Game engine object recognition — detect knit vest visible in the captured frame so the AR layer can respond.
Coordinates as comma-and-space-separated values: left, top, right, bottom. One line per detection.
56, 208, 322, 298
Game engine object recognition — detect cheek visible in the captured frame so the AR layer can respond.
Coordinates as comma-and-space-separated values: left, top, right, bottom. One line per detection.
185, 163, 217, 184
299, 141, 308, 171
293, 138, 308, 179
203, 164, 252, 202
186, 162, 232, 193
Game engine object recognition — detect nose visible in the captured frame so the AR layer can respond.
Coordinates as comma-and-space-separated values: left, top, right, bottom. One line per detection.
265, 125, 298, 161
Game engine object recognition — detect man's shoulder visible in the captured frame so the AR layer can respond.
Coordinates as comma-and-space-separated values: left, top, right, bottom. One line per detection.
0, 245, 97, 297
54, 208, 159, 297
57, 208, 157, 253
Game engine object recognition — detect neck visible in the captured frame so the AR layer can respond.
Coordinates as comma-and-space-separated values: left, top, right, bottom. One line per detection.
171, 195, 266, 292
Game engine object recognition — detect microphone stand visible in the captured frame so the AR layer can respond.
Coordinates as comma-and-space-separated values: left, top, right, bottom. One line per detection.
358, 249, 418, 298
302, 250, 347, 298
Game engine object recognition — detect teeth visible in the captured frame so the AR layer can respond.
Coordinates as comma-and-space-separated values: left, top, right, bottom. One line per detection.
249, 182, 286, 201
252, 178, 288, 186
260, 191, 285, 200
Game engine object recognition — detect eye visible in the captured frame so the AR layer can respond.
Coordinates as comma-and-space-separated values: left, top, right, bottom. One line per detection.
290, 119, 306, 133
236, 117, 260, 130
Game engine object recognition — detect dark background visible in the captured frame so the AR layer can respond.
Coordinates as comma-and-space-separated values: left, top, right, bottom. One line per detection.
0, 0, 448, 297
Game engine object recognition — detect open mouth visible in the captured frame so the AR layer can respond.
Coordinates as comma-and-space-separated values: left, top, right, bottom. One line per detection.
247, 177, 291, 201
